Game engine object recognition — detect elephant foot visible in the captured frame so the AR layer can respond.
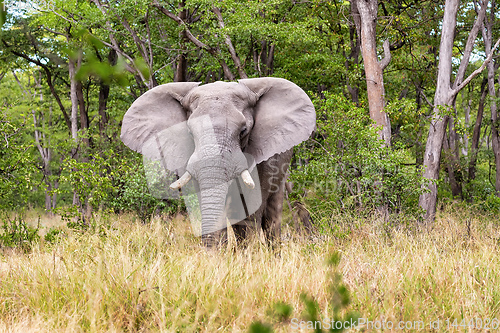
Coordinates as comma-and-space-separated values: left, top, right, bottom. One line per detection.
201, 234, 217, 248
201, 229, 228, 249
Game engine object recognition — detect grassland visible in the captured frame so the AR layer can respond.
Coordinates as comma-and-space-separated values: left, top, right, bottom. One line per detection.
0, 206, 499, 332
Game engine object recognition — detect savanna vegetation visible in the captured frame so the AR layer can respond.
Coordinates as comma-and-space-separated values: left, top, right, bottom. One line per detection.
1, 0, 500, 331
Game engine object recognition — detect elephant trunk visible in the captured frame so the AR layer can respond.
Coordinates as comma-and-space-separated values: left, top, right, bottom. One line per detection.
186, 146, 253, 247
195, 160, 231, 248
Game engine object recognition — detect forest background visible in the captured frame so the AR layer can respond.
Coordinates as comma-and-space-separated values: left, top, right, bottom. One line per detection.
1, 1, 500, 331
2, 0, 500, 224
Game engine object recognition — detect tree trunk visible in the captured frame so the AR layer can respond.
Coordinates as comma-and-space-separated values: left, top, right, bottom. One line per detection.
258, 41, 274, 77
443, 124, 462, 198
461, 89, 471, 156
68, 55, 81, 207
153, 0, 236, 81
98, 81, 110, 137
492, 100, 500, 197
419, 0, 458, 221
482, 0, 500, 197
174, 2, 188, 82
76, 80, 90, 155
446, 112, 463, 198
415, 85, 425, 168
467, 78, 488, 200
33, 73, 56, 213
213, 7, 248, 79
98, 49, 116, 138
352, 0, 391, 145
344, 24, 361, 104
68, 57, 79, 145
419, 0, 494, 221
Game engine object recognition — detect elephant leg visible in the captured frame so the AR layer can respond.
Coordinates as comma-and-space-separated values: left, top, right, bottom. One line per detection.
262, 182, 285, 245
232, 223, 247, 244
232, 216, 261, 246
260, 150, 292, 245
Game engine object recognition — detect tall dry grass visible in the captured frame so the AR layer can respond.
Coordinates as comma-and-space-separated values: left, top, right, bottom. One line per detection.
0, 207, 499, 332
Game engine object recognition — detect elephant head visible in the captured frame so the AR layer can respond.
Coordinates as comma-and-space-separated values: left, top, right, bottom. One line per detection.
120, 77, 315, 244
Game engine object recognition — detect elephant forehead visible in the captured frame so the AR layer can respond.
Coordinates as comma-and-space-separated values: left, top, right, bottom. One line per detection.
189, 113, 245, 133
191, 81, 252, 101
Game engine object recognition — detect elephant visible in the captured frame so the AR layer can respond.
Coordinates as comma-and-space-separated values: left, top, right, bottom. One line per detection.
120, 77, 316, 248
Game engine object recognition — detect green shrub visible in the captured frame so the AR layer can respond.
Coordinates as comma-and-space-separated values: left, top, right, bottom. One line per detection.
0, 214, 40, 252
479, 194, 500, 215
290, 93, 425, 227
109, 157, 184, 222
44, 227, 63, 244
250, 252, 359, 332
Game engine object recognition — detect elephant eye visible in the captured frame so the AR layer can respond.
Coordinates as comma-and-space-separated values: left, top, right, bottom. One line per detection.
240, 127, 247, 138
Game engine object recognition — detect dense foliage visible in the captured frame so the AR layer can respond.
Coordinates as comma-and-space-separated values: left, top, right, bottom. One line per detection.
1, 0, 500, 226
291, 93, 425, 228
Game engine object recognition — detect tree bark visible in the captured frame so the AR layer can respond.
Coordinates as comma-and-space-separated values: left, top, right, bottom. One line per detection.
91, 0, 157, 89
419, 0, 461, 221
461, 89, 471, 156
97, 49, 117, 137
414, 82, 426, 168
6, 46, 71, 130
443, 123, 463, 198
352, 0, 391, 145
467, 78, 488, 200
76, 80, 90, 154
174, 2, 188, 82
68, 54, 81, 207
98, 81, 110, 137
482, 0, 500, 197
419, 0, 495, 221
344, 24, 361, 104
213, 7, 248, 79
68, 57, 79, 145
32, 72, 57, 213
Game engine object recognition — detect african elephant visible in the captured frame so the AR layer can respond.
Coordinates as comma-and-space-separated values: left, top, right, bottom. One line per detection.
120, 77, 315, 247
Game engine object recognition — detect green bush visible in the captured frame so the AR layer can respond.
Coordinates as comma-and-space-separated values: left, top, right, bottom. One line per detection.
290, 93, 425, 227
109, 157, 184, 222
0, 115, 38, 211
0, 214, 40, 252
250, 252, 359, 333
44, 227, 63, 244
479, 194, 500, 215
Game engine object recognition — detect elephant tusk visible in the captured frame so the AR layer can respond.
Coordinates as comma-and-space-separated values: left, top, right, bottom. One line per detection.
241, 170, 255, 189
169, 171, 192, 190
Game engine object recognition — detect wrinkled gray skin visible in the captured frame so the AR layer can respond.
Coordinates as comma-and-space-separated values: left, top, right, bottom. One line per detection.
121, 77, 315, 248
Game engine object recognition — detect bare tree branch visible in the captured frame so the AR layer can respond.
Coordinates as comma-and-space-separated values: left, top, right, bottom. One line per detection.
213, 7, 248, 79
451, 37, 500, 98
90, 0, 152, 87
413, 82, 434, 108
453, 0, 488, 89
153, 0, 236, 80
12, 71, 29, 96
378, 39, 391, 71
4, 41, 71, 130
152, 0, 210, 50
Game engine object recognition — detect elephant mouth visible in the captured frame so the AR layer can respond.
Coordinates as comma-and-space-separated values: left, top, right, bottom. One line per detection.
169, 169, 254, 190
170, 149, 255, 190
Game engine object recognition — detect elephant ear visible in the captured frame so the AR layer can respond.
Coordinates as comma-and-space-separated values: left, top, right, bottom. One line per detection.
120, 82, 200, 173
239, 77, 316, 164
